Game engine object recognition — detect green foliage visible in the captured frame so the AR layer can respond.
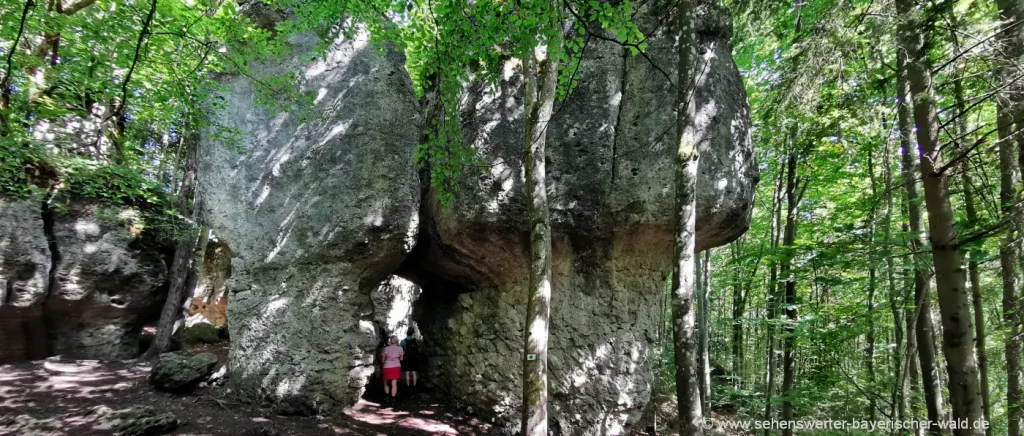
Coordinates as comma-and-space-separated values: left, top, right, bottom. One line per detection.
693, 0, 1017, 432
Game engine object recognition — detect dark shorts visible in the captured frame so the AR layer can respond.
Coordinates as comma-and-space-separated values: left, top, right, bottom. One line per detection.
402, 356, 420, 372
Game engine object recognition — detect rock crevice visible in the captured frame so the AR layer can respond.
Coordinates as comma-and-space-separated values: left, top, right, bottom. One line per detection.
0, 199, 168, 363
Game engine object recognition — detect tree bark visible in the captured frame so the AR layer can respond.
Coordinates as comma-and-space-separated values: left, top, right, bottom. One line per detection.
671, 0, 704, 432
520, 4, 561, 434
866, 150, 878, 423
698, 249, 712, 413
730, 243, 747, 390
999, 102, 1023, 436
896, 43, 945, 436
896, 1, 985, 433
142, 143, 199, 360
948, 17, 993, 431
764, 157, 786, 436
780, 148, 800, 436
994, 1, 1024, 433
883, 137, 905, 425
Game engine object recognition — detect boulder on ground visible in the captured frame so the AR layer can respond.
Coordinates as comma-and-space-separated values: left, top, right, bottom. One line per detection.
87, 405, 179, 436
182, 322, 221, 344
0, 405, 178, 436
149, 352, 219, 393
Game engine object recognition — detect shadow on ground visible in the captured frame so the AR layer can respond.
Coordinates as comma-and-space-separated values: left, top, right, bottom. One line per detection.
0, 350, 491, 435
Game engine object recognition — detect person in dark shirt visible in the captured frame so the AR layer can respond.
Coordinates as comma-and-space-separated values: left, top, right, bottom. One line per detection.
399, 328, 421, 391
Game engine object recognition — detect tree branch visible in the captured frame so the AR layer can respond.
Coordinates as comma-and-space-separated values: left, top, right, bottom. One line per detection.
2, 0, 34, 91
61, 0, 96, 15
115, 0, 158, 117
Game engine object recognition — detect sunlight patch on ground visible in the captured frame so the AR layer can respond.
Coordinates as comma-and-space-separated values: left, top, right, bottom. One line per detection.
345, 400, 461, 435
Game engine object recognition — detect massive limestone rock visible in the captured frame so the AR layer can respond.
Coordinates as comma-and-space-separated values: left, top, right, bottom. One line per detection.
0, 199, 168, 363
403, 1, 757, 433
198, 30, 421, 413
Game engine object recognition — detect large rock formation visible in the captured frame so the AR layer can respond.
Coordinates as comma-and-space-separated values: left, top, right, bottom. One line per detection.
0, 199, 168, 363
199, 1, 754, 432
198, 30, 422, 413
401, 1, 756, 433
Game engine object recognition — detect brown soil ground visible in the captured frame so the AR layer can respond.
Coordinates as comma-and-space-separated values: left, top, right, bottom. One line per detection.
0, 343, 491, 436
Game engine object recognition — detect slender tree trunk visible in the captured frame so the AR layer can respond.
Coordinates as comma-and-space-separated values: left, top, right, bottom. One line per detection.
896, 1, 985, 433
995, 1, 1024, 433
896, 44, 945, 436
520, 5, 561, 433
884, 137, 905, 425
731, 243, 747, 390
698, 249, 712, 413
731, 247, 742, 384
764, 159, 786, 436
671, 0, 704, 432
866, 150, 878, 423
780, 149, 800, 436
948, 18, 993, 430
999, 102, 1023, 436
142, 143, 199, 360
958, 82, 993, 436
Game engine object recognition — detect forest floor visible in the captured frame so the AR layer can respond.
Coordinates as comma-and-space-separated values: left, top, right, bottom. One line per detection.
0, 343, 492, 436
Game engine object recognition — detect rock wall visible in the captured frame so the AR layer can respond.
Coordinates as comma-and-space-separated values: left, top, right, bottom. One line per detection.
187, 239, 232, 327
403, 1, 757, 433
0, 199, 167, 363
199, 0, 755, 430
370, 275, 421, 340
198, 30, 422, 414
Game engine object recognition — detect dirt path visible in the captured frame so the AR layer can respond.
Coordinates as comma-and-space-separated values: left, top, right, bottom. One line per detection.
0, 355, 491, 435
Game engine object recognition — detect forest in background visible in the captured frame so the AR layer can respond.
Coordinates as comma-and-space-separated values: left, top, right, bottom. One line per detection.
671, 0, 1024, 435
1, 0, 1024, 434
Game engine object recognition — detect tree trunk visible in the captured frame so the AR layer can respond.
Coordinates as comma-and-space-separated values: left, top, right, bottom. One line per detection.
764, 158, 786, 436
671, 0, 704, 432
698, 249, 712, 413
866, 150, 878, 423
896, 1, 985, 433
999, 103, 1023, 436
520, 5, 561, 434
780, 149, 800, 436
884, 138, 904, 425
142, 144, 199, 360
731, 243, 746, 390
948, 17, 993, 430
995, 0, 1024, 433
896, 44, 945, 436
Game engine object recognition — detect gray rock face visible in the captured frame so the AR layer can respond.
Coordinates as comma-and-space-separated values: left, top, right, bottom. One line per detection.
405, 2, 757, 433
198, 31, 421, 413
149, 351, 220, 393
47, 202, 168, 359
0, 199, 167, 363
370, 275, 422, 339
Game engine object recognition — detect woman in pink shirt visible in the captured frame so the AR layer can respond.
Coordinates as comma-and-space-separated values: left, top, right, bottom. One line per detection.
381, 335, 404, 403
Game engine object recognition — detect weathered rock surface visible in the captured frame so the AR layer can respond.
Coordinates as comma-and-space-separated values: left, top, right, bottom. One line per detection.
182, 321, 222, 345
370, 275, 422, 339
0, 405, 179, 436
0, 199, 167, 363
404, 1, 757, 433
187, 238, 231, 327
198, 30, 421, 413
150, 351, 220, 393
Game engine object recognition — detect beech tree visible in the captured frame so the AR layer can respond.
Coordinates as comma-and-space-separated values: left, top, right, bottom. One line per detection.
670, 0, 704, 433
